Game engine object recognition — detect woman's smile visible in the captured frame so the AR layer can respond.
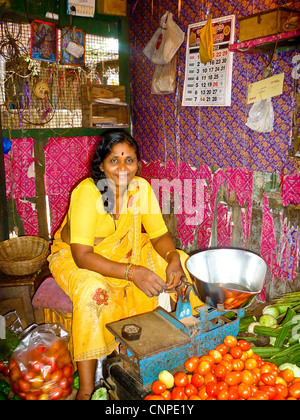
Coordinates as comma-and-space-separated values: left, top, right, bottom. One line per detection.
100, 142, 139, 191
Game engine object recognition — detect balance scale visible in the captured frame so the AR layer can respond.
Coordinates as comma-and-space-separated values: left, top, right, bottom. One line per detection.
103, 249, 266, 400
104, 290, 245, 399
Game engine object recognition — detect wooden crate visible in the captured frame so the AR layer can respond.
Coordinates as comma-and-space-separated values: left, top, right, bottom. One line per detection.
239, 7, 300, 42
97, 0, 127, 16
81, 84, 129, 129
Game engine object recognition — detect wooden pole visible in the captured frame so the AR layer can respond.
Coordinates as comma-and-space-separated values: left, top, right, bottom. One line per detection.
0, 110, 9, 241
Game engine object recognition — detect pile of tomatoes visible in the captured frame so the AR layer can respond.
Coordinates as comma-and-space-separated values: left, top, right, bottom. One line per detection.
9, 338, 74, 400
145, 335, 300, 400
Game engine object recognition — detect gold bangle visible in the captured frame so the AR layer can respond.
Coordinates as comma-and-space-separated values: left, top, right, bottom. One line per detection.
165, 249, 180, 263
125, 263, 137, 281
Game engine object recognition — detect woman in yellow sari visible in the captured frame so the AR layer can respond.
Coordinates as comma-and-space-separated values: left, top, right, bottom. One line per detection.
48, 129, 196, 399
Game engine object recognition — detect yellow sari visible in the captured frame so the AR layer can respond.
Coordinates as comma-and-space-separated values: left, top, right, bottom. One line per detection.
48, 182, 199, 362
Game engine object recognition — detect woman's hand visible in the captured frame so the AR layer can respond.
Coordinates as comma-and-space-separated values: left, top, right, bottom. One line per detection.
130, 266, 167, 298
165, 251, 186, 292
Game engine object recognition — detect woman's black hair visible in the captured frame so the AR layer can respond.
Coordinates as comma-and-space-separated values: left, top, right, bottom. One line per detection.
91, 129, 141, 213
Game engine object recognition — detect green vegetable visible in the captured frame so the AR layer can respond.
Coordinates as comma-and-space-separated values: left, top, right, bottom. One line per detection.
91, 387, 108, 400
262, 305, 280, 318
259, 314, 278, 327
239, 316, 257, 332
252, 347, 282, 359
0, 391, 7, 400
275, 308, 296, 347
0, 329, 20, 362
0, 380, 10, 397
279, 363, 300, 377
73, 370, 79, 390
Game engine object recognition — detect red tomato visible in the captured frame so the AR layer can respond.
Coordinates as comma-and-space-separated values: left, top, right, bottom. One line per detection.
208, 350, 222, 364
174, 372, 189, 387
145, 394, 164, 400
216, 344, 228, 356
50, 387, 63, 400
244, 358, 257, 371
31, 360, 45, 373
51, 368, 63, 383
214, 364, 227, 379
62, 364, 73, 378
261, 373, 276, 386
152, 380, 166, 395
30, 375, 44, 389
26, 392, 39, 400
3, 367, 10, 376
232, 359, 244, 372
191, 373, 205, 388
184, 383, 198, 398
252, 391, 268, 400
217, 390, 229, 400
237, 340, 251, 351
275, 384, 288, 399
171, 386, 185, 400
58, 377, 69, 390
224, 336, 238, 348
225, 372, 242, 386
228, 385, 239, 400
259, 385, 277, 400
161, 390, 172, 400
216, 381, 228, 393
241, 370, 255, 385
280, 369, 294, 384
0, 361, 5, 372
206, 381, 218, 398
18, 379, 31, 393
229, 346, 243, 359
184, 356, 200, 373
289, 382, 300, 399
197, 361, 211, 376
238, 383, 252, 400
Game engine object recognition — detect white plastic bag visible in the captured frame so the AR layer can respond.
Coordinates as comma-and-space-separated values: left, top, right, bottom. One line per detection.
246, 98, 274, 133
151, 56, 177, 95
143, 11, 185, 65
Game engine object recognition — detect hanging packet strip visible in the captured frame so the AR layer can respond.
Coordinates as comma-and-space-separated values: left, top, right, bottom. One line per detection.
199, 14, 216, 63
143, 11, 185, 65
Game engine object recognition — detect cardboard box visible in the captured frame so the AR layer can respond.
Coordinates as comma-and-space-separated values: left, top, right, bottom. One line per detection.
239, 7, 300, 42
97, 0, 127, 16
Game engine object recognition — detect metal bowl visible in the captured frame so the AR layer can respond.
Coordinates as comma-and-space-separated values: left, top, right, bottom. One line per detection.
186, 249, 267, 310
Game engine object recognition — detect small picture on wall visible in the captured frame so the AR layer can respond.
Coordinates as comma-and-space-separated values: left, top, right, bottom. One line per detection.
31, 20, 58, 63
61, 28, 85, 66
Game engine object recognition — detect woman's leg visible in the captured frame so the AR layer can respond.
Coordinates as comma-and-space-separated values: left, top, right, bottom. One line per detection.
75, 359, 97, 400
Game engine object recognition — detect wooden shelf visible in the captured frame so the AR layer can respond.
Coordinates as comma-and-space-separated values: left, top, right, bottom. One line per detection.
229, 30, 300, 54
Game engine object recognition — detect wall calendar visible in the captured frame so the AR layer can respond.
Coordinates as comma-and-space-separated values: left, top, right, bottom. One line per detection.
182, 15, 235, 107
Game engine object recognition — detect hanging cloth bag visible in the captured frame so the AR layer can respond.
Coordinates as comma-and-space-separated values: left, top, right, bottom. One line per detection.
143, 11, 185, 65
199, 14, 216, 63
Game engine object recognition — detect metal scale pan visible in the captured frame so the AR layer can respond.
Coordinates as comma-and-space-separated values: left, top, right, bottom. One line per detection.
186, 248, 267, 310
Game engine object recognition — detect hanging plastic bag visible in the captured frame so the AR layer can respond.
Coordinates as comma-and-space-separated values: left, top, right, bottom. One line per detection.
143, 11, 185, 65
151, 55, 177, 95
246, 98, 274, 133
9, 323, 74, 400
199, 14, 216, 63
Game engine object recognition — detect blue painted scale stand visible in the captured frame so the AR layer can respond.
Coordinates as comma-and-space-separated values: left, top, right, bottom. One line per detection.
107, 286, 245, 387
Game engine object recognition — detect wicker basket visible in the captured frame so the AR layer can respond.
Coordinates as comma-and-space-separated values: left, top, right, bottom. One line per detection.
0, 236, 50, 276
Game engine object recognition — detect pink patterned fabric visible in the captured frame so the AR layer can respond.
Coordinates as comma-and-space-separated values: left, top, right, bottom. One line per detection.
4, 138, 38, 235
261, 191, 281, 280
281, 174, 300, 206
4, 138, 35, 200
225, 168, 253, 247
44, 136, 101, 235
